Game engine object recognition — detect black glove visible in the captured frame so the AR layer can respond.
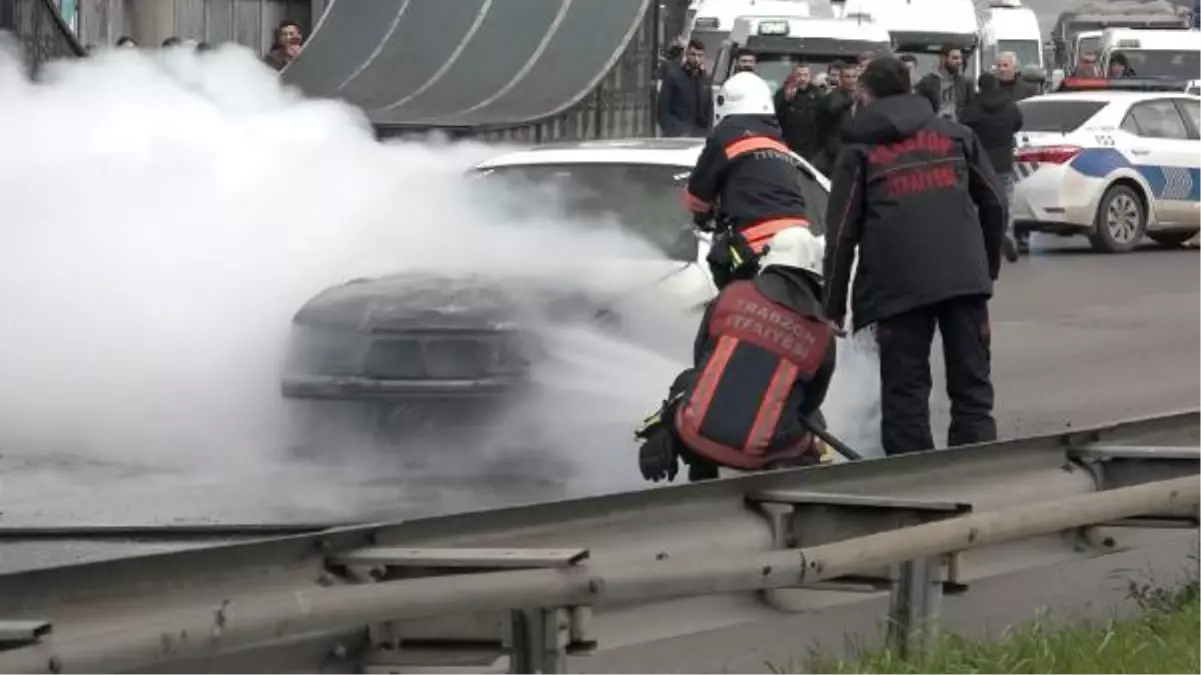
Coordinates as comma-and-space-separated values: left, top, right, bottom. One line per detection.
638, 429, 679, 483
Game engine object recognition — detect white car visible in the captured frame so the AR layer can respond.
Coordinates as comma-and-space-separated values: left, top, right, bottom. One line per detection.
281, 137, 831, 455
1011, 80, 1201, 253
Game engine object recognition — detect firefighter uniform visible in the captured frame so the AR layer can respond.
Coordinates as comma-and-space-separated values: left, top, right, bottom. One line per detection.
681, 72, 812, 289
636, 227, 837, 483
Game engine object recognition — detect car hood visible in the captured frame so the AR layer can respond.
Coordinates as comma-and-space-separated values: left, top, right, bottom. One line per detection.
294, 258, 708, 332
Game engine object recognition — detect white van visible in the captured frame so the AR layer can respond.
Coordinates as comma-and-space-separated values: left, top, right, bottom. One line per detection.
712, 15, 892, 91
981, 0, 1044, 71
1098, 28, 1201, 80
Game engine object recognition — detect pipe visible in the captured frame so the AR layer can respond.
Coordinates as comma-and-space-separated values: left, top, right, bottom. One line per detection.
0, 524, 343, 542
2, 476, 1196, 673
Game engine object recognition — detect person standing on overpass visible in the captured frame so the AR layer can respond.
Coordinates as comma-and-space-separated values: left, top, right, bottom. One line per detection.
822, 57, 1007, 457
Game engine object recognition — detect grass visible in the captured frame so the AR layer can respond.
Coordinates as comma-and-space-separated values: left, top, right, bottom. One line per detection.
797, 577, 1200, 674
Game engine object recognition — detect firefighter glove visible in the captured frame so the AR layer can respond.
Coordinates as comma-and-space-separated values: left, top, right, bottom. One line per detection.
638, 428, 679, 483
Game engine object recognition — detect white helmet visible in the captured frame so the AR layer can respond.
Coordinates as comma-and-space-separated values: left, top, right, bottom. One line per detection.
715, 72, 775, 123
759, 227, 823, 279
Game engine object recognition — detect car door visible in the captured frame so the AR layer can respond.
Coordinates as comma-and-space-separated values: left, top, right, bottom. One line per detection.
1169, 96, 1201, 226
1117, 98, 1197, 225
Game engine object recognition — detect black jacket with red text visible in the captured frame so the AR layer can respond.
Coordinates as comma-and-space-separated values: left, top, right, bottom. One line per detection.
672, 267, 835, 471
822, 93, 1007, 332
684, 114, 811, 249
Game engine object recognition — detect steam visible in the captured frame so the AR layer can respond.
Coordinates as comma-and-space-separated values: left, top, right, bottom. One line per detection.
0, 41, 880, 528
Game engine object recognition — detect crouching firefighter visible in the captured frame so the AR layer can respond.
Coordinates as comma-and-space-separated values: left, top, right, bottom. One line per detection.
682, 71, 813, 290
635, 227, 837, 483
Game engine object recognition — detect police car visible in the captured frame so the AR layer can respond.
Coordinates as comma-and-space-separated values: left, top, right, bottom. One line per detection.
1012, 77, 1200, 253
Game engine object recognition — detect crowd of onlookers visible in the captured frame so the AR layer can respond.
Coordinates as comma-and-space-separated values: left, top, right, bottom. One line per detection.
83, 18, 305, 72
658, 40, 1051, 257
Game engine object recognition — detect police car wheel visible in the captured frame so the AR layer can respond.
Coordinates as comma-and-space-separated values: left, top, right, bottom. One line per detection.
1088, 184, 1146, 254
1147, 232, 1196, 249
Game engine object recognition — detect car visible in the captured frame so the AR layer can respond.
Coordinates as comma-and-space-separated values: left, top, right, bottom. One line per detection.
280, 137, 833, 467
1011, 77, 1200, 253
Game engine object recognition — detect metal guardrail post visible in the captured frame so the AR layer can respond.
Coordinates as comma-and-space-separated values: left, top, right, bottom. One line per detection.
886, 556, 944, 659
509, 607, 569, 674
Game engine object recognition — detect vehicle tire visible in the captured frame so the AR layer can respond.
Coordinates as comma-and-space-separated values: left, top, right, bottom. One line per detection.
1147, 232, 1197, 249
1088, 184, 1146, 254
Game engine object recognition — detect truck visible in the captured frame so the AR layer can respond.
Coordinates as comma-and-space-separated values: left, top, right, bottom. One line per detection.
1097, 27, 1201, 80
836, 0, 982, 81
711, 13, 891, 92
1050, 0, 1192, 73
685, 0, 835, 71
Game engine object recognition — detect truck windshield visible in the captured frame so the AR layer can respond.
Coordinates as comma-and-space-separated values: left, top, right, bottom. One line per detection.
1076, 35, 1101, 62
1108, 49, 1201, 80
997, 39, 1042, 69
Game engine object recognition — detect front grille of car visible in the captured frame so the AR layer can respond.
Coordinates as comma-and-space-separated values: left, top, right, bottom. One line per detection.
362, 331, 535, 380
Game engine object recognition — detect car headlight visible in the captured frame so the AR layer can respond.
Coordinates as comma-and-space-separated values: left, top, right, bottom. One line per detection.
285, 323, 370, 376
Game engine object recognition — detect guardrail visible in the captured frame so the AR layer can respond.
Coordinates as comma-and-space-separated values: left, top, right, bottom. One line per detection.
0, 410, 1197, 673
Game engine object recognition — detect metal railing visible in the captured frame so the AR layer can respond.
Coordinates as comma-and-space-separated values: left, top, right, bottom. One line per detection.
0, 410, 1197, 673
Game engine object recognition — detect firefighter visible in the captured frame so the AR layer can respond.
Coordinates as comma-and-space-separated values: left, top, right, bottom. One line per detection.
822, 57, 1006, 457
682, 71, 812, 290
635, 227, 837, 483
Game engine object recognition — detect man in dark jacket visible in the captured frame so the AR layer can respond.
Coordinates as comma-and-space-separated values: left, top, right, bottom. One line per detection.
775, 62, 825, 163
684, 72, 813, 288
658, 39, 714, 137
822, 57, 1007, 457
916, 46, 974, 122
814, 60, 859, 174
636, 227, 837, 483
961, 72, 1024, 262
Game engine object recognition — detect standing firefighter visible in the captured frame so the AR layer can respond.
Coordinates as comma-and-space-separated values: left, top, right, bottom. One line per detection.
682, 71, 812, 290
822, 57, 1007, 457
636, 227, 837, 484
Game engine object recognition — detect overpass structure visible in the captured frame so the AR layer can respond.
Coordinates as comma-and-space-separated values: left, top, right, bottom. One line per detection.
0, 0, 86, 75
280, 0, 662, 142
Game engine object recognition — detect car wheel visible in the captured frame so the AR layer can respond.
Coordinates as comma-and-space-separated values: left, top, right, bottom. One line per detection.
1088, 184, 1146, 253
1147, 231, 1197, 249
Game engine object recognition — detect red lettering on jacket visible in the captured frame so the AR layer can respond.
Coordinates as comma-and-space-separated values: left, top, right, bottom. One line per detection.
868, 130, 953, 166
885, 165, 956, 198
708, 286, 827, 374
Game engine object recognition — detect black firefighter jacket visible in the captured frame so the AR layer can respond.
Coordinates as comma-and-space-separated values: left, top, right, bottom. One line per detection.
960, 88, 1025, 176
675, 266, 836, 470
821, 94, 1008, 332
685, 114, 810, 245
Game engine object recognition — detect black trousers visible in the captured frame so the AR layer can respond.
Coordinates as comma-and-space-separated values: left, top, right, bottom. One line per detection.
876, 294, 997, 456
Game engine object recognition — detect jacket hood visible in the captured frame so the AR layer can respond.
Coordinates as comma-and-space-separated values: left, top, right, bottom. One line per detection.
975, 88, 1013, 113
845, 94, 936, 144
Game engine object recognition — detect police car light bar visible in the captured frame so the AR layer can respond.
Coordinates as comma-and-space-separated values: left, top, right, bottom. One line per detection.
757, 21, 790, 36
1057, 76, 1192, 93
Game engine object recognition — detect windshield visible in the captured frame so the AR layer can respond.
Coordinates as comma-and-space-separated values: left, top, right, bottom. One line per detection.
691, 29, 728, 71
470, 163, 696, 261
897, 50, 980, 80
1109, 49, 1201, 80
997, 39, 1042, 69
752, 53, 883, 91
1017, 99, 1107, 133
1076, 35, 1101, 61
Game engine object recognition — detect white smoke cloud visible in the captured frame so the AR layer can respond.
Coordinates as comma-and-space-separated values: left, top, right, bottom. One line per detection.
0, 39, 881, 529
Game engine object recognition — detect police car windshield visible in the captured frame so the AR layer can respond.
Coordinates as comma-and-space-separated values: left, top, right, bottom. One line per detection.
1110, 49, 1201, 80
471, 163, 695, 261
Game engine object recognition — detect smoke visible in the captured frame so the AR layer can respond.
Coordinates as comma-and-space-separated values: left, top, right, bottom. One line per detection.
0, 40, 881, 528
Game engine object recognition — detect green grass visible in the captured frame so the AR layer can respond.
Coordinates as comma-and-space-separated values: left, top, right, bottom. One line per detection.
802, 580, 1199, 674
